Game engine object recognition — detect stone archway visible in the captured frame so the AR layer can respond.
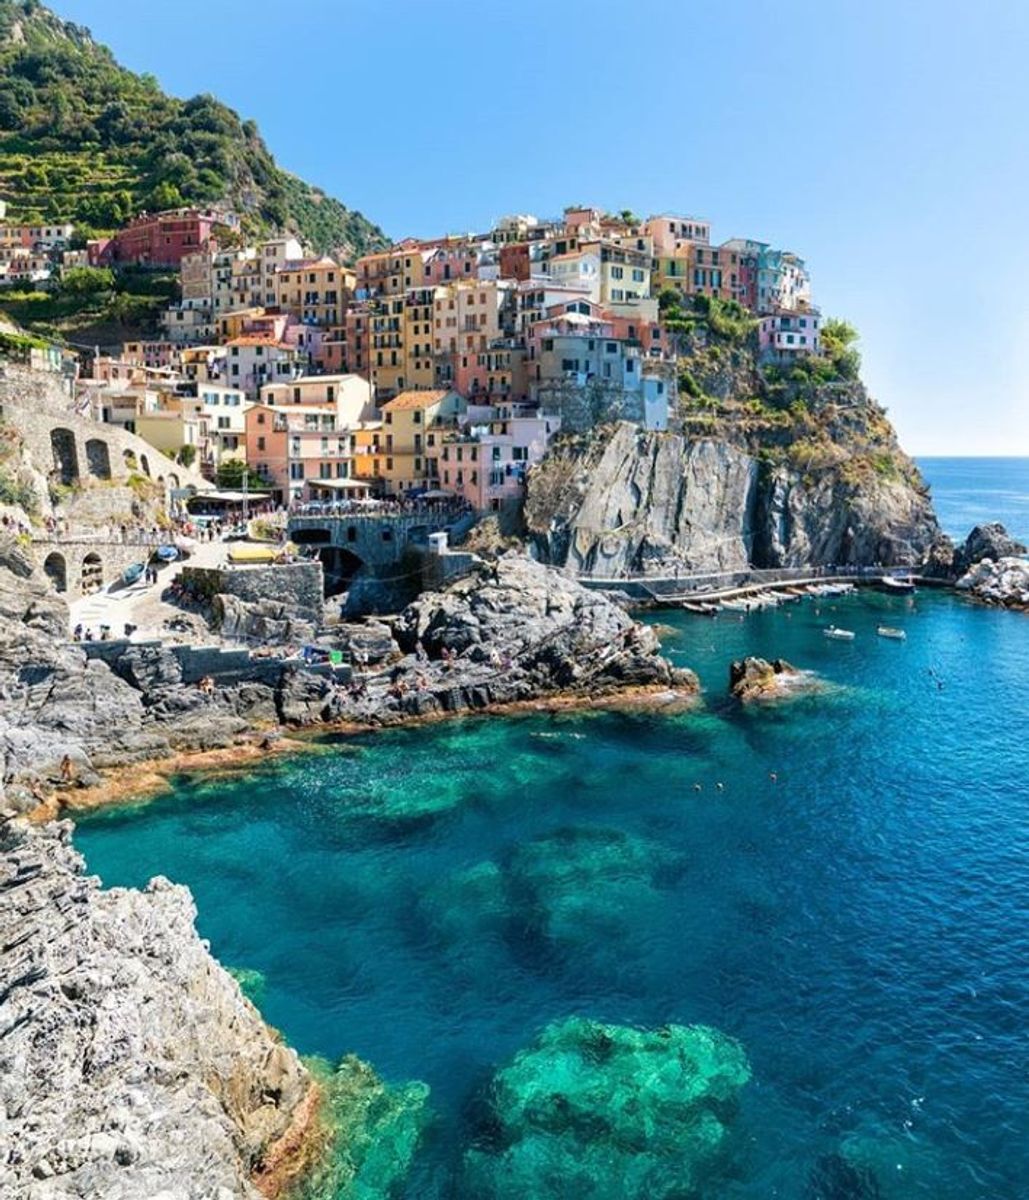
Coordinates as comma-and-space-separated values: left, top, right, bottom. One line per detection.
85, 438, 112, 480
168, 472, 180, 490
139, 453, 151, 478
123, 448, 137, 472
42, 551, 67, 593
319, 547, 364, 597
81, 551, 103, 596
50, 428, 79, 485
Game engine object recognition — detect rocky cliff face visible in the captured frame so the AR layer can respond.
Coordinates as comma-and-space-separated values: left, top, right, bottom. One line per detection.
0, 818, 313, 1199
525, 416, 942, 578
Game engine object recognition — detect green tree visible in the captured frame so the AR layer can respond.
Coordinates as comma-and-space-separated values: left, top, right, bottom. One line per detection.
60, 266, 115, 295
216, 459, 269, 490
145, 180, 183, 211
176, 443, 197, 467
821, 319, 861, 379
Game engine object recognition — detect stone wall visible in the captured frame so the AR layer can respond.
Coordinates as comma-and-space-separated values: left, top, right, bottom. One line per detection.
33, 538, 160, 602
0, 364, 208, 513
181, 561, 325, 622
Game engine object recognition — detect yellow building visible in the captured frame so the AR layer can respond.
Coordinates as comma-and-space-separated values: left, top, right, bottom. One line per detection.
369, 297, 406, 400
274, 256, 353, 327
379, 389, 464, 494
402, 288, 437, 390
355, 241, 425, 297
351, 423, 386, 483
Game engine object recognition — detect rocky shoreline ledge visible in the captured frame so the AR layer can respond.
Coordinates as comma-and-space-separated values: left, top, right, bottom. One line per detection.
0, 546, 696, 821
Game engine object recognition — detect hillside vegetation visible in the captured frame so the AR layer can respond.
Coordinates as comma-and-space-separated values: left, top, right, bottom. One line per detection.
0, 0, 387, 257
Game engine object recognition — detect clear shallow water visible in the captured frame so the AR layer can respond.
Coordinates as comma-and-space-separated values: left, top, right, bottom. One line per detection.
918, 457, 1029, 544
77, 590, 1029, 1198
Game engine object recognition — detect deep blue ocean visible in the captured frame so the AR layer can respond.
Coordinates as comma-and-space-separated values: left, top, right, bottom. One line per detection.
918, 457, 1029, 544
76, 460, 1029, 1199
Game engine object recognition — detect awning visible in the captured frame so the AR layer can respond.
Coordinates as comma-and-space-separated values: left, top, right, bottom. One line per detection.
308, 478, 374, 491
422, 488, 455, 498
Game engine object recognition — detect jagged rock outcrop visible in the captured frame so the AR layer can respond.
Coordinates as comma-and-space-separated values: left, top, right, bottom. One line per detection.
952, 523, 1026, 575
526, 419, 942, 578
729, 656, 820, 703
0, 818, 313, 1199
956, 556, 1029, 611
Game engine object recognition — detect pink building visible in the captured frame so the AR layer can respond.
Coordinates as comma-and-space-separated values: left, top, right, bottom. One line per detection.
90, 207, 237, 269
433, 403, 560, 512
758, 309, 821, 361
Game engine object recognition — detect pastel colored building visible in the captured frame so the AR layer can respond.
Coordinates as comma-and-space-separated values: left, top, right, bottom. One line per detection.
244, 402, 355, 501
642, 213, 712, 254
758, 309, 821, 361
225, 336, 304, 399
259, 374, 374, 427
433, 403, 560, 512
274, 256, 353, 327
380, 389, 465, 494
403, 288, 438, 391
90, 207, 236, 269
757, 249, 811, 314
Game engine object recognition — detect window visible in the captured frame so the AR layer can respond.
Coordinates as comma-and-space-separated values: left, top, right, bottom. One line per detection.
610, 265, 624, 279
632, 268, 645, 282
289, 462, 304, 480
605, 342, 618, 353
257, 436, 266, 450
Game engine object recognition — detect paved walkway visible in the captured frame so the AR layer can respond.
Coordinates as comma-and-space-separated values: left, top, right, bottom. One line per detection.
69, 539, 227, 641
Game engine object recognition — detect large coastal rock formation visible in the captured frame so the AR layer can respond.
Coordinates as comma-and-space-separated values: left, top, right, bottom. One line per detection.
0, 546, 694, 816
956, 556, 1029, 611
0, 818, 312, 1198
526, 419, 941, 578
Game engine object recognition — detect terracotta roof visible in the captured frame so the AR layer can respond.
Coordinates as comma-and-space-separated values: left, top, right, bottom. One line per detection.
381, 389, 451, 411
226, 336, 293, 349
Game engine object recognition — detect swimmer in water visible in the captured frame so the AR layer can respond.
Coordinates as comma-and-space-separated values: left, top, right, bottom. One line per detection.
769, 771, 778, 783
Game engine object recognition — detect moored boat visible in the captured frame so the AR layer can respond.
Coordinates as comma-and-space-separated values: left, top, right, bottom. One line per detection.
121, 562, 145, 585
823, 625, 856, 640
156, 545, 179, 563
877, 625, 907, 640
878, 575, 916, 594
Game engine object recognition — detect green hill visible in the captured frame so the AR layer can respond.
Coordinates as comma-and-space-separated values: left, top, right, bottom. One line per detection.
0, 0, 388, 258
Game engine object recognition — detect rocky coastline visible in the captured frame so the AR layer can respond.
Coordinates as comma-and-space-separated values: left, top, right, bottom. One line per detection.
0, 547, 696, 821
2, 502, 1023, 1197
0, 545, 697, 1198
0, 817, 316, 1199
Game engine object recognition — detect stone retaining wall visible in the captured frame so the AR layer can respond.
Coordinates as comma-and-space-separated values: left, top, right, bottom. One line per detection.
180, 561, 324, 622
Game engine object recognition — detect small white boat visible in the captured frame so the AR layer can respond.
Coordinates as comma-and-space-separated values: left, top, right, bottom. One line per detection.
878, 576, 916, 594
877, 625, 907, 640
823, 625, 856, 640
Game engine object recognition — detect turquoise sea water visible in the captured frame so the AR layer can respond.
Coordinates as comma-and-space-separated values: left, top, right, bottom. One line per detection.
918, 456, 1029, 544
77, 587, 1029, 1198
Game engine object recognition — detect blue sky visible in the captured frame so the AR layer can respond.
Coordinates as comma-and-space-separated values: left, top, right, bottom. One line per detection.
56, 0, 1029, 455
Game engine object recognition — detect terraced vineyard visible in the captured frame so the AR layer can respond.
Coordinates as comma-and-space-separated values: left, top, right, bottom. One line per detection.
0, 0, 386, 257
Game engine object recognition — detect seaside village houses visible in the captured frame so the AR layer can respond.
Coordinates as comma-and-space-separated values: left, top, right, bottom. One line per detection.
3, 200, 819, 512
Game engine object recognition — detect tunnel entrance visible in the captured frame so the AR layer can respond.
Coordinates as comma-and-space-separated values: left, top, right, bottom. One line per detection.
319, 547, 364, 597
